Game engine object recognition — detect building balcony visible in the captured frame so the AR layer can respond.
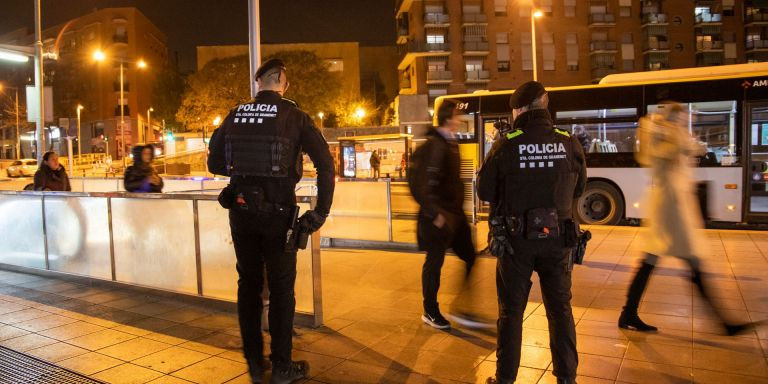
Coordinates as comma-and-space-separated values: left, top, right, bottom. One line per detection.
462, 41, 490, 54
396, 0, 413, 16
696, 40, 724, 52
465, 70, 490, 83
747, 39, 768, 52
589, 41, 618, 54
746, 12, 768, 26
112, 34, 128, 44
462, 13, 488, 25
591, 67, 618, 82
642, 13, 668, 26
397, 15, 409, 43
424, 13, 450, 26
645, 60, 670, 71
426, 70, 452, 84
643, 39, 670, 53
694, 13, 722, 26
589, 13, 616, 27
398, 40, 451, 69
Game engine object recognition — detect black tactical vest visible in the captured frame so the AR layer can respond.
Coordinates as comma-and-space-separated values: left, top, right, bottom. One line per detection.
224, 99, 293, 177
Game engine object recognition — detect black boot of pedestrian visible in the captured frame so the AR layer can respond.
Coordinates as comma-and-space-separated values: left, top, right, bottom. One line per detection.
691, 270, 754, 336
269, 360, 309, 384
619, 260, 658, 332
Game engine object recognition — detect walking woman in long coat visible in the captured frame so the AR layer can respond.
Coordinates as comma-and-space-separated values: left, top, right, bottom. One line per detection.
618, 101, 752, 335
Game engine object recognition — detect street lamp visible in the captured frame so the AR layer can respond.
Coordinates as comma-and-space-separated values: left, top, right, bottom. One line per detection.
355, 107, 366, 120
76, 104, 84, 158
93, 49, 148, 167
0, 84, 21, 159
146, 107, 153, 143
531, 9, 543, 82
317, 111, 324, 128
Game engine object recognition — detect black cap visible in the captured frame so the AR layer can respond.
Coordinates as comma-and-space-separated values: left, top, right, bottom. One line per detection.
255, 58, 286, 79
509, 81, 546, 109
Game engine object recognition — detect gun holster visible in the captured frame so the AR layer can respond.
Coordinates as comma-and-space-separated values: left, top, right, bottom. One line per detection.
218, 184, 237, 209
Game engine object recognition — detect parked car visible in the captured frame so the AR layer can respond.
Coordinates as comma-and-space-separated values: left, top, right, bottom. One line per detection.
6, 159, 39, 178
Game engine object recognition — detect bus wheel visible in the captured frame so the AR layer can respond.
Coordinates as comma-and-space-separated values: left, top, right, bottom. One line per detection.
576, 181, 624, 225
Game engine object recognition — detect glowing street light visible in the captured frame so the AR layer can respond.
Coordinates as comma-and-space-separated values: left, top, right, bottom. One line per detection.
355, 107, 366, 120
531, 9, 543, 81
146, 107, 154, 143
92, 49, 106, 61
213, 116, 222, 126
92, 50, 148, 166
317, 111, 324, 128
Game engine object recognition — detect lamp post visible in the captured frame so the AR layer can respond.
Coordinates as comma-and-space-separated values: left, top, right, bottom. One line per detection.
146, 107, 153, 143
93, 50, 148, 167
76, 104, 84, 158
317, 112, 324, 128
531, 9, 543, 82
0, 84, 21, 160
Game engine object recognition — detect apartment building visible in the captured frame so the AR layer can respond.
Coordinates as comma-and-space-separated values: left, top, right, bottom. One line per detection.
0, 7, 168, 159
395, 0, 768, 105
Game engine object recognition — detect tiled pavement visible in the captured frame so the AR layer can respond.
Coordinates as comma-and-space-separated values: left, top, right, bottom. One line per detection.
1, 226, 768, 383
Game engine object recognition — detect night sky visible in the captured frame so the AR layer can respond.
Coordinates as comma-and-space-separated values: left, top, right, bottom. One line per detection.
0, 0, 396, 71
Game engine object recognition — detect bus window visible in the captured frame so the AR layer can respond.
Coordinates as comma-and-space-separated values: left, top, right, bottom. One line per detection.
456, 113, 476, 141
648, 100, 738, 165
555, 108, 638, 153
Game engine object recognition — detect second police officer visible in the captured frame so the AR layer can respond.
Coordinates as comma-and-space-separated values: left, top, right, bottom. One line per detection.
208, 59, 335, 384
478, 81, 586, 384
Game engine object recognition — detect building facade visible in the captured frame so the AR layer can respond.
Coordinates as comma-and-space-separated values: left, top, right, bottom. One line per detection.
0, 7, 168, 160
396, 0, 768, 105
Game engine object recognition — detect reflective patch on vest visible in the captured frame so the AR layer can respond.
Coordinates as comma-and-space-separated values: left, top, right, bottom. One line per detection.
517, 142, 568, 170
233, 103, 278, 124
506, 130, 524, 140
554, 128, 571, 137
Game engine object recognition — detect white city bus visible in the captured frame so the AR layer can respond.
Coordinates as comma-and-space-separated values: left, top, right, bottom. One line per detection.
434, 63, 768, 225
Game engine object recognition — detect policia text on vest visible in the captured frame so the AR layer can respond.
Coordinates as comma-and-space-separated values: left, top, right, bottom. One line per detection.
207, 58, 335, 384
477, 81, 586, 384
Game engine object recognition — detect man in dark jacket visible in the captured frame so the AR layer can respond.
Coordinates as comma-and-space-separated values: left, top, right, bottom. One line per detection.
207, 58, 335, 384
478, 81, 586, 384
124, 144, 163, 193
410, 99, 480, 330
34, 151, 71, 191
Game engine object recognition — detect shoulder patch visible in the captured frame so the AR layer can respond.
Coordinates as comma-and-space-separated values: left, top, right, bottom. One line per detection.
505, 129, 524, 140
554, 128, 571, 137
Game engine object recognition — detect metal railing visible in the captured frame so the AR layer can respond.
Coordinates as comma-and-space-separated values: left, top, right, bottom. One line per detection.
589, 13, 616, 25
0, 190, 323, 327
463, 41, 490, 52
424, 13, 450, 24
426, 70, 452, 82
590, 41, 618, 52
642, 13, 667, 25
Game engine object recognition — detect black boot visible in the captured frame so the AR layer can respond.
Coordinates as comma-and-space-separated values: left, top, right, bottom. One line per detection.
691, 270, 754, 336
270, 360, 309, 384
619, 260, 658, 332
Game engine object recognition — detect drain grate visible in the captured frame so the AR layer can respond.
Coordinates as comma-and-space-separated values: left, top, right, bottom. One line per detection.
0, 345, 106, 384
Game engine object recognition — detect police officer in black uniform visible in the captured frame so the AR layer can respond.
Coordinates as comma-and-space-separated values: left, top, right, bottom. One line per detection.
478, 81, 586, 384
208, 59, 335, 384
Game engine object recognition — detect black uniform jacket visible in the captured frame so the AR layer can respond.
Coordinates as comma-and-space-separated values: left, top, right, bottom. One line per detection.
207, 90, 335, 216
477, 109, 586, 219
411, 128, 465, 220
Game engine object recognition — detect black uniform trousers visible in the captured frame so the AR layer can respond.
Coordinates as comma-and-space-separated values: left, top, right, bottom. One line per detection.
229, 209, 296, 366
496, 239, 577, 381
418, 213, 476, 314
